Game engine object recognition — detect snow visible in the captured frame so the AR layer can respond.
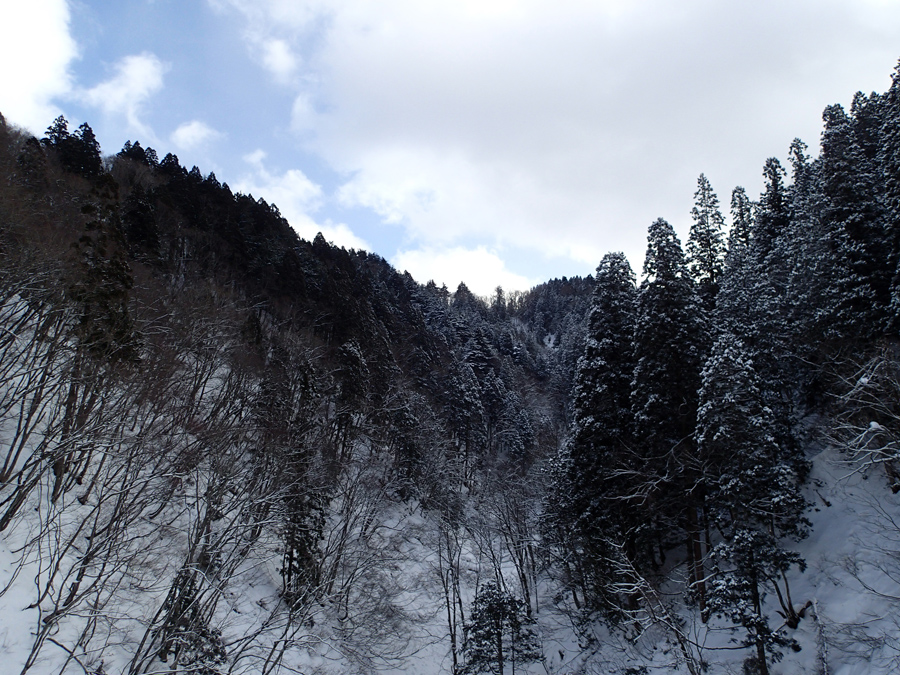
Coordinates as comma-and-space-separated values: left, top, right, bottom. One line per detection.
678, 440, 900, 675
0, 535, 35, 669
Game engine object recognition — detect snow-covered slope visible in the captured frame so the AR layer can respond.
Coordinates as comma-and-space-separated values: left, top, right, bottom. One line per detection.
3, 432, 900, 675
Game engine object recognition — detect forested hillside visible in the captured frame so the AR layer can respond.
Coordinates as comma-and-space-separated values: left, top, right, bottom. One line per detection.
2, 61, 900, 675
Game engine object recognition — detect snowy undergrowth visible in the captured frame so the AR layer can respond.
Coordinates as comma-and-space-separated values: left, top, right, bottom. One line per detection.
629, 440, 900, 675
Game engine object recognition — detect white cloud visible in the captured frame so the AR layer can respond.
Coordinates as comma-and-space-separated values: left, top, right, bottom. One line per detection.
170, 120, 224, 151
291, 94, 318, 133
80, 53, 168, 140
235, 150, 370, 251
392, 246, 536, 296
260, 38, 299, 83
207, 0, 312, 83
241, 149, 321, 207
0, 0, 77, 133
208, 0, 330, 33
336, 146, 608, 263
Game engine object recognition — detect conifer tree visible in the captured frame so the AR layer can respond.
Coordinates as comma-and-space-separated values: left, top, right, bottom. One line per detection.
72, 122, 103, 177
697, 333, 809, 674
721, 158, 799, 480
816, 104, 885, 340
631, 219, 706, 601
687, 174, 726, 311
463, 581, 542, 675
43, 115, 70, 147
41, 116, 103, 178
753, 158, 790, 266
850, 89, 885, 160
632, 219, 705, 483
715, 186, 759, 345
875, 60, 900, 330
777, 136, 840, 353
571, 253, 636, 460
728, 186, 754, 261
564, 252, 638, 616
446, 360, 487, 479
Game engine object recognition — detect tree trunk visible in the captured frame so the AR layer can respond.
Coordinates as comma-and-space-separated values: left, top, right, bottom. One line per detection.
686, 506, 706, 618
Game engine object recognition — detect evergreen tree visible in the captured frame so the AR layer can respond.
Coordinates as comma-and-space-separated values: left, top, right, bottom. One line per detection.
716, 186, 759, 345
71, 122, 103, 177
631, 219, 706, 600
753, 158, 790, 266
121, 183, 161, 256
876, 60, 900, 330
686, 174, 726, 311
719, 157, 800, 485
463, 581, 542, 675
697, 333, 809, 674
41, 116, 103, 178
787, 137, 812, 197
491, 286, 507, 320
563, 252, 638, 617
815, 104, 885, 340
43, 115, 70, 147
778, 136, 841, 352
571, 253, 636, 456
850, 89, 885, 160
632, 219, 705, 475
729, 186, 754, 255
257, 344, 325, 607
445, 360, 487, 479
281, 475, 324, 606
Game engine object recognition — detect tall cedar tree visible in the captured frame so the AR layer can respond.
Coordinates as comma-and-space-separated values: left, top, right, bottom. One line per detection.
731, 159, 798, 457
631, 219, 707, 601
753, 158, 790, 265
811, 105, 885, 342
715, 186, 757, 342
778, 136, 842, 355
880, 61, 900, 329
720, 163, 785, 350
566, 252, 638, 618
729, 186, 754, 253
686, 174, 726, 312
42, 116, 103, 178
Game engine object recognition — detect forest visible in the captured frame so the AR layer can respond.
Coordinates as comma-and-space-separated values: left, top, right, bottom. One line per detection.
1, 61, 900, 675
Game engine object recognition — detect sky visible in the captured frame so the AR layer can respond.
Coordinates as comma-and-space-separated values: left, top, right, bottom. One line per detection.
1, 0, 899, 295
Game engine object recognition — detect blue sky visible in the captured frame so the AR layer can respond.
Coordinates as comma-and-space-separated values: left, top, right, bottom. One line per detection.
2, 0, 899, 294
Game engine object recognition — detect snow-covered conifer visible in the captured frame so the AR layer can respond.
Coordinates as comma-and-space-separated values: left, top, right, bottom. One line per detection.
687, 174, 726, 311
631, 219, 707, 592
697, 333, 809, 674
